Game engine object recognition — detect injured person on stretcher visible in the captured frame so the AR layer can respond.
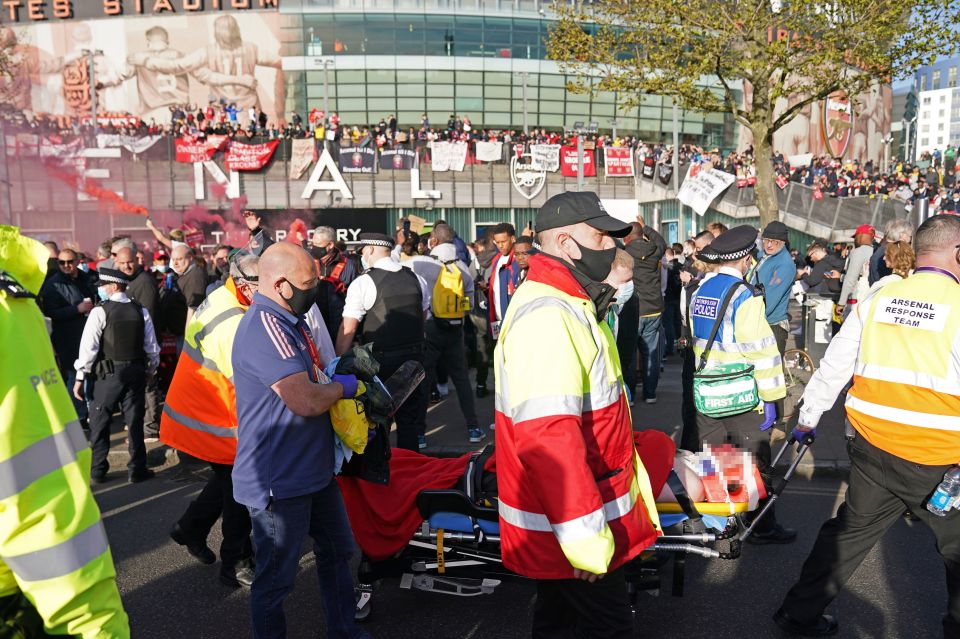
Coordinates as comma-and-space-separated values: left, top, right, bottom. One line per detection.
338, 428, 788, 619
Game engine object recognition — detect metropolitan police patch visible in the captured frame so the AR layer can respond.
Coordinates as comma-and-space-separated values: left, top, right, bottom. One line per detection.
692, 297, 720, 319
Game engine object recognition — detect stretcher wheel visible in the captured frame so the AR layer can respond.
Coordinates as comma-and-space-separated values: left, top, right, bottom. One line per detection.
355, 584, 373, 622
782, 348, 815, 421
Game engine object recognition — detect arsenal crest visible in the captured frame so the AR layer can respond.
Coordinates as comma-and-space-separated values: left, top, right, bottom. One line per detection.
821, 91, 854, 158
510, 152, 547, 200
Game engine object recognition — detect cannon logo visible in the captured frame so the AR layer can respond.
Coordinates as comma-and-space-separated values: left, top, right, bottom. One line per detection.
821, 91, 854, 158
510, 152, 547, 201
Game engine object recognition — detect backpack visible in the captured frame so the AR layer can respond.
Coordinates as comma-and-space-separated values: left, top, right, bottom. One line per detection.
432, 260, 469, 322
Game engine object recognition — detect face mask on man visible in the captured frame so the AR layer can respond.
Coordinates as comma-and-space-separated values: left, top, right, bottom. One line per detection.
97, 286, 110, 302
310, 246, 328, 261
281, 279, 319, 317
568, 238, 617, 283
613, 281, 635, 307
152, 264, 169, 273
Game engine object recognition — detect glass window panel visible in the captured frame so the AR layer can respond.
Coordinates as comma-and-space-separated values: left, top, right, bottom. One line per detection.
398, 112, 424, 125
512, 86, 537, 100
307, 84, 335, 99
364, 15, 397, 55
567, 91, 590, 102
683, 121, 704, 135
337, 70, 363, 83
486, 72, 511, 85
641, 94, 662, 107
540, 74, 565, 87
485, 99, 510, 111
567, 101, 590, 116
485, 85, 510, 99
540, 87, 565, 101
591, 103, 614, 117
428, 99, 454, 110
639, 106, 661, 119
337, 84, 367, 97
336, 98, 367, 110
512, 99, 535, 112
426, 70, 455, 83
428, 111, 453, 124
398, 98, 426, 110
397, 70, 426, 84
538, 114, 564, 127
457, 85, 484, 97
331, 15, 365, 54
367, 69, 395, 83
540, 100, 565, 114
395, 16, 426, 56
367, 84, 396, 97
338, 112, 367, 124
638, 119, 660, 131
455, 97, 484, 111
456, 70, 484, 84
484, 112, 511, 126
398, 84, 426, 97
427, 84, 455, 97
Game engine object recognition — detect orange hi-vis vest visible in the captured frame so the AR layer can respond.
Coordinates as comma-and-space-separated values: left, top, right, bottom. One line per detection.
845, 270, 960, 466
160, 278, 248, 465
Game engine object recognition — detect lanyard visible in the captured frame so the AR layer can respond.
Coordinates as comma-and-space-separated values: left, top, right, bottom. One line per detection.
915, 266, 960, 285
297, 324, 327, 382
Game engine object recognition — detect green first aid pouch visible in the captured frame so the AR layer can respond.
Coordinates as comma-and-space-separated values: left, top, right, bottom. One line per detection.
693, 282, 760, 418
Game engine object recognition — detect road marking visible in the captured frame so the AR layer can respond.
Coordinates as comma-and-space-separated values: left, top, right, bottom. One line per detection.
100, 484, 199, 519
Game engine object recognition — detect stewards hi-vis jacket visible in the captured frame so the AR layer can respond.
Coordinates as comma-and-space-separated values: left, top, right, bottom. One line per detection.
494, 253, 661, 580
800, 269, 960, 466
689, 267, 787, 403
0, 225, 129, 638
160, 277, 249, 465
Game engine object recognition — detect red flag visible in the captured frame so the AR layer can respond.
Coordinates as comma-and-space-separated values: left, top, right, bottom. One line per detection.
175, 135, 228, 163
560, 145, 596, 177
224, 140, 280, 171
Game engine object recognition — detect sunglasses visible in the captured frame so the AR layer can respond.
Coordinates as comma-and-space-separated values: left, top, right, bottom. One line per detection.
59, 260, 75, 265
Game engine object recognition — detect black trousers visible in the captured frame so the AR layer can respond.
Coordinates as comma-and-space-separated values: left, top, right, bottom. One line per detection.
697, 408, 777, 533
469, 314, 494, 388
781, 435, 960, 637
615, 295, 640, 400
377, 348, 428, 452
177, 462, 252, 567
532, 567, 634, 639
424, 320, 478, 427
88, 361, 147, 477
143, 370, 161, 438
679, 346, 698, 452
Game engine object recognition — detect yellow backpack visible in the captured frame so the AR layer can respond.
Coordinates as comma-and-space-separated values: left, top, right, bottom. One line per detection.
432, 260, 470, 320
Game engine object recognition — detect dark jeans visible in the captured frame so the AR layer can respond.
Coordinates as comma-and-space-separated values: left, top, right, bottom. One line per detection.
469, 314, 494, 388
88, 362, 147, 477
532, 567, 634, 639
247, 482, 369, 639
781, 435, 960, 637
663, 299, 682, 355
177, 462, 252, 567
637, 314, 663, 401
616, 296, 640, 400
376, 348, 428, 452
143, 370, 161, 437
697, 408, 777, 533
64, 367, 89, 422
424, 320, 478, 427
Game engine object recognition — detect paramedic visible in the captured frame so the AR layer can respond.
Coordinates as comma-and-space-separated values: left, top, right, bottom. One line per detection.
776, 214, 960, 638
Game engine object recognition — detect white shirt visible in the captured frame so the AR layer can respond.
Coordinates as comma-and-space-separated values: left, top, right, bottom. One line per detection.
74, 292, 161, 380
304, 304, 337, 367
342, 256, 430, 322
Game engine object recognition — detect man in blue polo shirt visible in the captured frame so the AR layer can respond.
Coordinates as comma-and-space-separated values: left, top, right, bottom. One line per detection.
232, 242, 368, 639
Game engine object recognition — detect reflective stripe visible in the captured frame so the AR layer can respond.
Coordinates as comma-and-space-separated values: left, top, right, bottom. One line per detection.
855, 362, 960, 396
499, 489, 637, 543
511, 395, 582, 423
696, 378, 757, 396
750, 355, 782, 371
182, 341, 224, 376
757, 375, 785, 390
694, 335, 777, 354
191, 307, 243, 346
0, 420, 87, 501
161, 403, 237, 439
845, 394, 960, 432
5, 520, 109, 582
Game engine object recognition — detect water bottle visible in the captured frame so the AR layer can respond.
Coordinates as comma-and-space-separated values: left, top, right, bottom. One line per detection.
927, 467, 960, 517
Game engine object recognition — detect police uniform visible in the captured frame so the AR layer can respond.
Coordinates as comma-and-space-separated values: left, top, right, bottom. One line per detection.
342, 233, 430, 451
776, 262, 960, 637
688, 226, 790, 540
75, 268, 160, 483
0, 225, 129, 637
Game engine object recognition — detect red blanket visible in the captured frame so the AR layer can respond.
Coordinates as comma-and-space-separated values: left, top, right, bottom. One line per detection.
338, 430, 676, 561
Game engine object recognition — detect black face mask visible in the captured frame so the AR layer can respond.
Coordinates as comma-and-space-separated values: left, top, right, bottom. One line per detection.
569, 238, 617, 283
281, 280, 319, 317
310, 246, 328, 260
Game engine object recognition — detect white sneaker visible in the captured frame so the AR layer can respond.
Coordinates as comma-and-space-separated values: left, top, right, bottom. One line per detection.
645, 397, 657, 404
489, 422, 496, 431
437, 383, 450, 397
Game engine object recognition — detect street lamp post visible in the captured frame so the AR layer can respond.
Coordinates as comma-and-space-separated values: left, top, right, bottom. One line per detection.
81, 49, 103, 137
902, 116, 917, 163
321, 59, 333, 123
881, 134, 894, 173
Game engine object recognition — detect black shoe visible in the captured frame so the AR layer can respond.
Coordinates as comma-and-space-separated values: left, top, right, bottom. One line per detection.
773, 609, 838, 636
429, 390, 441, 405
220, 561, 255, 588
170, 524, 216, 565
475, 385, 488, 398
91, 472, 110, 484
747, 524, 798, 545
128, 469, 155, 483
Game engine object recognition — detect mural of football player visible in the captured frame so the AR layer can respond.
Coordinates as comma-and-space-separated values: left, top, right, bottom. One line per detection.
849, 82, 891, 166
131, 15, 285, 126
98, 26, 190, 124
0, 26, 70, 115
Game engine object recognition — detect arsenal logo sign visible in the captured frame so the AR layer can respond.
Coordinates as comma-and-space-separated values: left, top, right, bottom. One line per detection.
821, 91, 854, 158
510, 152, 547, 200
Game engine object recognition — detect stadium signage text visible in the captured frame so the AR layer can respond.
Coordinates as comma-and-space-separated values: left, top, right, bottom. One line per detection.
1, 0, 278, 23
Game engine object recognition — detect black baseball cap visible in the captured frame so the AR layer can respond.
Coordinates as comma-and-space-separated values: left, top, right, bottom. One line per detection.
535, 192, 631, 238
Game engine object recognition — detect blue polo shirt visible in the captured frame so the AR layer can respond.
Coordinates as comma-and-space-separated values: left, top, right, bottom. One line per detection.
754, 245, 795, 324
232, 293, 335, 510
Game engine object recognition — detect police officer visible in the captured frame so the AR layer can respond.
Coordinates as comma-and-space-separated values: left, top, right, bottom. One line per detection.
775, 214, 960, 637
73, 267, 160, 483
0, 225, 130, 638
688, 225, 793, 544
336, 233, 430, 451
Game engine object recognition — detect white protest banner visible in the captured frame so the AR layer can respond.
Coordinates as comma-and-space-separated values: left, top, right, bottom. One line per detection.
431, 141, 468, 172
475, 141, 503, 163
676, 168, 736, 216
787, 153, 813, 168
530, 144, 560, 172
603, 147, 635, 178
98, 134, 163, 155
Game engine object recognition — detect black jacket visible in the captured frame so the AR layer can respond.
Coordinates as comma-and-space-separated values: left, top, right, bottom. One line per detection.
803, 255, 844, 300
126, 267, 159, 321
40, 269, 96, 368
625, 225, 667, 316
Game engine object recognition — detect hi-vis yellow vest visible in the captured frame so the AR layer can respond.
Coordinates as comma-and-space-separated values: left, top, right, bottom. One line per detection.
846, 271, 960, 466
0, 225, 129, 638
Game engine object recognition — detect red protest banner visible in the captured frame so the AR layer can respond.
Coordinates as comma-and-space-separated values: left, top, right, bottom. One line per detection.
225, 140, 280, 171
603, 147, 635, 177
776, 174, 789, 190
174, 135, 228, 163
560, 145, 596, 177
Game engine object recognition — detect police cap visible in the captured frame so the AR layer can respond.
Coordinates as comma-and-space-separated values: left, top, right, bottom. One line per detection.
699, 225, 758, 264
356, 232, 395, 250
94, 267, 129, 286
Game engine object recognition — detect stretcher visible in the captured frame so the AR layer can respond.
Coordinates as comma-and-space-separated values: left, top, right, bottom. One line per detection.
340, 429, 815, 620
